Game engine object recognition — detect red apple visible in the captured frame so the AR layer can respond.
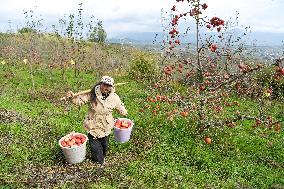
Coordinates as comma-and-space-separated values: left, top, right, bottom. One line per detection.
75, 138, 81, 144
127, 120, 132, 127
204, 136, 212, 144
202, 3, 208, 10
115, 119, 122, 127
180, 111, 189, 117
70, 139, 76, 145
121, 121, 129, 128
175, 39, 180, 45
199, 85, 206, 91
281, 68, 284, 75
81, 137, 86, 143
64, 136, 71, 142
210, 44, 217, 52
61, 141, 68, 147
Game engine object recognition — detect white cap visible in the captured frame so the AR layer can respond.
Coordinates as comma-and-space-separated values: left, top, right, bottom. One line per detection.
101, 76, 114, 86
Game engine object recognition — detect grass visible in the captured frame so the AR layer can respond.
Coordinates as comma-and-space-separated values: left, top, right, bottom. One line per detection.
0, 62, 284, 188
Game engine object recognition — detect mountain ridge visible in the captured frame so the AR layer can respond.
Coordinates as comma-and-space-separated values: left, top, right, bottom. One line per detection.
108, 31, 284, 46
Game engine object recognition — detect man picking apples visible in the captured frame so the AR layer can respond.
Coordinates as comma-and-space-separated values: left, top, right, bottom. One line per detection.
66, 76, 128, 167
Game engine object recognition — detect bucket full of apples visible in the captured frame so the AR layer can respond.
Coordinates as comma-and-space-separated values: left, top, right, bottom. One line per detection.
114, 118, 134, 143
58, 132, 88, 164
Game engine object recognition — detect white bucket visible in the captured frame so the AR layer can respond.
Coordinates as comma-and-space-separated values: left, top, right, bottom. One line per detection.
114, 118, 134, 143
58, 132, 88, 164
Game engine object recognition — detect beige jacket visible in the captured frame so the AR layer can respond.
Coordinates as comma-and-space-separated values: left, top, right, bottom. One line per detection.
72, 85, 127, 138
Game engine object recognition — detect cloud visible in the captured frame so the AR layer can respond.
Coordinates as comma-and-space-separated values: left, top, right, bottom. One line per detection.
0, 0, 283, 35
204, 0, 284, 32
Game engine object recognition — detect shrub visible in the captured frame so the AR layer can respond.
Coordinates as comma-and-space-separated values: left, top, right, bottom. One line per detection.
17, 27, 37, 34
255, 66, 284, 98
129, 52, 159, 81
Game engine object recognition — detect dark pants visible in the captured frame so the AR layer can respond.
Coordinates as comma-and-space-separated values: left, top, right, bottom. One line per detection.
87, 133, 109, 164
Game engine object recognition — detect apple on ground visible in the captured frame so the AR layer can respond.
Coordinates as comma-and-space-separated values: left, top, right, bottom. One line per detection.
204, 136, 212, 144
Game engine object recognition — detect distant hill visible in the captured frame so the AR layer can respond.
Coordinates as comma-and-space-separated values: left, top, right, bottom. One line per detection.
250, 32, 284, 46
108, 31, 284, 46
108, 32, 162, 45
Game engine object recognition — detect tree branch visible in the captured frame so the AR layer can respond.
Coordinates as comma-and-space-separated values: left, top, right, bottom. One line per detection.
208, 65, 262, 91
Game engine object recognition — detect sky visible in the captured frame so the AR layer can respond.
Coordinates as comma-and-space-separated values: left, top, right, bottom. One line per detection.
0, 0, 283, 38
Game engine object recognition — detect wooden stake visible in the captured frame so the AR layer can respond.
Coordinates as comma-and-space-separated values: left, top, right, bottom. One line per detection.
60, 82, 128, 101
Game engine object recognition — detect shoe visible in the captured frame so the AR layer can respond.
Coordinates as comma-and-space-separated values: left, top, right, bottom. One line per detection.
100, 160, 106, 168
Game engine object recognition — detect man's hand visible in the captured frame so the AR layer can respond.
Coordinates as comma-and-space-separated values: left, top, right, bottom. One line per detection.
66, 91, 75, 99
120, 111, 128, 117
